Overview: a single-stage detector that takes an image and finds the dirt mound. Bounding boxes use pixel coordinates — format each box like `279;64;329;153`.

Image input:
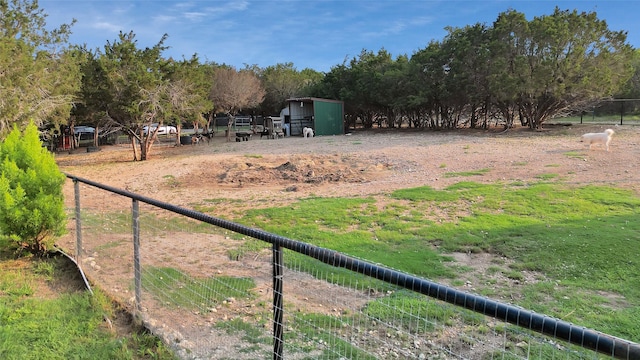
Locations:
179;154;385;191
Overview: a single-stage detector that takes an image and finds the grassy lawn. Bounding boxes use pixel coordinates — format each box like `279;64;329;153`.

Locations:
234;181;640;343
0;244;177;360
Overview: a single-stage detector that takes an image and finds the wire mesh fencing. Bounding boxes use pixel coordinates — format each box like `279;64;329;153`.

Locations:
60;175;640;360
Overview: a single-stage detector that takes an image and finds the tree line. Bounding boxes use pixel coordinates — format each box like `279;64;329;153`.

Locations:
312;9;638;131
1;0;639;161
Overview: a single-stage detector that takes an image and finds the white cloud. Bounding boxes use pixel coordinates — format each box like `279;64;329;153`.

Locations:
409;16;435;26
111;3;136;16
202;0;250;16
153;15;176;23
220;0;250;12
174;1;196;10
183;12;208;21
92;21;122;33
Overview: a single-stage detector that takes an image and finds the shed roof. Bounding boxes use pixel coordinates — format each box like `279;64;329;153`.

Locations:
285;97;344;105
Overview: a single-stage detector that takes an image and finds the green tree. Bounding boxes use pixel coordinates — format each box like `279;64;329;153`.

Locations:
0;122;66;256
0;0;80;138
485;10;530;129
441;23;493;129
348;49;397;128
77;33;212;157
259;63;323;115
308;62;352;104
617;49;640;99
379;54;410;128
407;41;453;129
97;31;172;160
489;8;634;129
71;47;114;147
164;56;214;141
313;49;402;129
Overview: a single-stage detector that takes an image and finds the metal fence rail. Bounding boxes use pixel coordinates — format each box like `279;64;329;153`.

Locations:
63;174;640;360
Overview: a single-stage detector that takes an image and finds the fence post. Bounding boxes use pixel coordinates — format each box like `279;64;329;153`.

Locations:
73;179;83;261
620;101;624;125
132;199;142;313
272;243;284;360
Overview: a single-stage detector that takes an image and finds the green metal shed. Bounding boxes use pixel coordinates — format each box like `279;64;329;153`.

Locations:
284;97;344;136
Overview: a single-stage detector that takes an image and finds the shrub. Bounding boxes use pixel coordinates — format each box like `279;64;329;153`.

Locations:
0;122;66;256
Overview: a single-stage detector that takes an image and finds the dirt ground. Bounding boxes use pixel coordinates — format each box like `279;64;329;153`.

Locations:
55;124;640;358
57;124;640;207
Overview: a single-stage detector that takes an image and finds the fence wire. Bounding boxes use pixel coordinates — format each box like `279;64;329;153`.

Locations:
61;176;639;360
557;99;640;125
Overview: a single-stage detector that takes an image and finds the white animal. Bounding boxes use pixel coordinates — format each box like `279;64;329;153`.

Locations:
303;127;314;138
580;128;615;151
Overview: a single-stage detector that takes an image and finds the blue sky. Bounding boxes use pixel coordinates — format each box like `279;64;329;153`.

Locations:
40;1;639;73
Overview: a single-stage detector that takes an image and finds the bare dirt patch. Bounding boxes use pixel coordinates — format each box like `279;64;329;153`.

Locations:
58;125;640;203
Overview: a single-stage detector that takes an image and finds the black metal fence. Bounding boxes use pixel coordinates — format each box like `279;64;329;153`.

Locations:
557;99;640;125
64;173;640;360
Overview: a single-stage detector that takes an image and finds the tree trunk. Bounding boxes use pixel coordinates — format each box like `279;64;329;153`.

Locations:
130;136;139;161
207;112;214;135
226;115;233;142
140;141;148;161
141;134;156;161
93;126;99;147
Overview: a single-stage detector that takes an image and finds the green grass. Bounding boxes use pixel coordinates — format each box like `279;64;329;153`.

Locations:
79;210;132;234
234;181;640;342
444;168;491;178
214;318;272;357
227;237;269;260
363;290;463;332
193;197;245;213
242;196;456;279
535;173;559;180
142;266;256;310
78;209;226;237
564;151;586;159
162;174;180;187
0;248;176;359
286;312;377;359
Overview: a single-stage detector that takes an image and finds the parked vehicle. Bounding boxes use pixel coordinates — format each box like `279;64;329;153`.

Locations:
143;124;177;135
73;126;95;135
